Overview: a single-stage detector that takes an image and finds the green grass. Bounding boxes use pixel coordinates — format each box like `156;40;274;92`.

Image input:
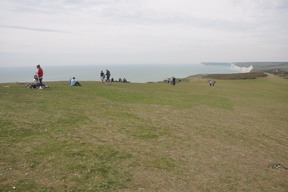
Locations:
1;75;288;191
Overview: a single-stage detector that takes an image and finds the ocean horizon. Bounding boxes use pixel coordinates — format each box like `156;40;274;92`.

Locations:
0;63;243;83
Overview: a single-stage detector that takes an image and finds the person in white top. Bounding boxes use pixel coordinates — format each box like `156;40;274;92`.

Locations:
69;77;81;86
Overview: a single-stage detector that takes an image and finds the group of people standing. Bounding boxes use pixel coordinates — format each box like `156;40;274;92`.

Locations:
165;77;176;86
69;69;113;86
100;69;111;84
100;70;130;83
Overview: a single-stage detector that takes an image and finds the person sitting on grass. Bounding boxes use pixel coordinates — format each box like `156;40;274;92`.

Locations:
69;77;81;86
27;75;39;89
27;75;46;89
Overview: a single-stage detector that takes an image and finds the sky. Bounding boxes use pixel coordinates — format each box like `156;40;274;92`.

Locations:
0;0;288;67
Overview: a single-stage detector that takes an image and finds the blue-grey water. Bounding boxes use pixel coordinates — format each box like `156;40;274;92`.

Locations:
0;63;240;83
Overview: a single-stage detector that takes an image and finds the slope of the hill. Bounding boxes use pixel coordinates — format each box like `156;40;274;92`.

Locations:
1;75;287;191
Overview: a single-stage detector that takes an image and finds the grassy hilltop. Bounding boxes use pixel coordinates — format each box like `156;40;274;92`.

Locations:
1;74;288;191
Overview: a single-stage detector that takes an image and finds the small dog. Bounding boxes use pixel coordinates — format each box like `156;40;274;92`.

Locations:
208;80;216;87
26;84;37;89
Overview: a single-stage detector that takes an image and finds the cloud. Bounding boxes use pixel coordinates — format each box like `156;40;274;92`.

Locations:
0;25;69;33
0;0;287;66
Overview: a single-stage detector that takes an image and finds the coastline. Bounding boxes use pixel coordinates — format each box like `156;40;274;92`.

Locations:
0;64;236;83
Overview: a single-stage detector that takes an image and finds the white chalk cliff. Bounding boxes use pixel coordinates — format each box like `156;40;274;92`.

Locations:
231;64;253;72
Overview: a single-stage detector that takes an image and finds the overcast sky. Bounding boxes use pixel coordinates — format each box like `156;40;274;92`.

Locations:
0;0;288;66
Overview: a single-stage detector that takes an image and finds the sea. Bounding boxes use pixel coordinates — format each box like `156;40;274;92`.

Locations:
0;63;241;83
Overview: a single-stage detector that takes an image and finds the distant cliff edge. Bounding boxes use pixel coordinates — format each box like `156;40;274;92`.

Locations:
202;62;288;72
231;64;253;72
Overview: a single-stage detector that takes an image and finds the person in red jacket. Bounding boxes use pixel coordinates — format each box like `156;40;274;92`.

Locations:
36;64;48;88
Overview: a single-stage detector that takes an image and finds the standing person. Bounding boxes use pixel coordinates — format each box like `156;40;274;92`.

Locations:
100;70;105;83
106;69;111;82
170;77;173;85
172;77;176;86
36;64;48;88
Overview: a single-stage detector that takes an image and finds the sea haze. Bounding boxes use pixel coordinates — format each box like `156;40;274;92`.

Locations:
0;63;240;83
